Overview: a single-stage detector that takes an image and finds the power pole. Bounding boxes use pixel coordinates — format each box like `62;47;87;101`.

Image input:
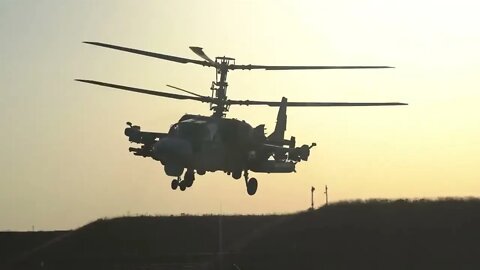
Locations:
324;185;329;206
310;186;315;210
218;214;223;270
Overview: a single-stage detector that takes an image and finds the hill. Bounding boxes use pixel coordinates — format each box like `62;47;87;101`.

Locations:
4;198;480;269
0;231;67;267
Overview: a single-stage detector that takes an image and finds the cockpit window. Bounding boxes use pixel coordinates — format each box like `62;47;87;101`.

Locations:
177;121;209;140
168;124;179;135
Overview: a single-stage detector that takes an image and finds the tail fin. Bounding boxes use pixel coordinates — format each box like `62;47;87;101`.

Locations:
268;97;287;144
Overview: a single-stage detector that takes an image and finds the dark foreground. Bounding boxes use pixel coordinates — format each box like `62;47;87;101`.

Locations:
2;198;480;270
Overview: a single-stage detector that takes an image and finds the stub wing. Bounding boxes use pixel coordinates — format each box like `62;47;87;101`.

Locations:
262;143;315;162
124;124;168;158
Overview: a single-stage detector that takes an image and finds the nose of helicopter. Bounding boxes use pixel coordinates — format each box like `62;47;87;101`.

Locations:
152;137;193;165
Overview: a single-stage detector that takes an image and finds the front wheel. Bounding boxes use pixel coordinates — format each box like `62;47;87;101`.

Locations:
247;178;258;196
179;181;187;191
171;179;179;190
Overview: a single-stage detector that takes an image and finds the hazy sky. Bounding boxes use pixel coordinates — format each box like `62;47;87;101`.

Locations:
1;0;480;231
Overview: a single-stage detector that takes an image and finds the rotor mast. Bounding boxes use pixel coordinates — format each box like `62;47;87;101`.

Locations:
211;57;235;117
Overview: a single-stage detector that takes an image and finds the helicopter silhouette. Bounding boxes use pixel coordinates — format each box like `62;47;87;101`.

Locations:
77;42;407;195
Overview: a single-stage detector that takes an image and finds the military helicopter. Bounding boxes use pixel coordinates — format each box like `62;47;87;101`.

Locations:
77;41;407;195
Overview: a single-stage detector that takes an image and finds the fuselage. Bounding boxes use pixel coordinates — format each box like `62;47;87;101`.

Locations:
151;114;269;177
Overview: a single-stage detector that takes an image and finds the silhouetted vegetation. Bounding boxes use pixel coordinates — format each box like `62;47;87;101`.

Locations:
4;198;480;269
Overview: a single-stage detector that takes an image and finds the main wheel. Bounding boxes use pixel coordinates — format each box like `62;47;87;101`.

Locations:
171;179;179;190
246;178;258;196
179;181;187;191
184;170;195;187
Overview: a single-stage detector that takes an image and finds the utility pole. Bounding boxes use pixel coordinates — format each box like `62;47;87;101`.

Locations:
310;186;315;210
218;214;223;270
324;185;329;206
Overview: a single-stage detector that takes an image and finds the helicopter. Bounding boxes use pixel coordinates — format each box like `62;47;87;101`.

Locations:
77;41;407;195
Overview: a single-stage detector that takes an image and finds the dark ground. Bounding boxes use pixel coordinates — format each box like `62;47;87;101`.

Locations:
2;198;480;270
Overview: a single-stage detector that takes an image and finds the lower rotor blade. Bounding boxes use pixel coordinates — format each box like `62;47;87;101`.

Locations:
228;100;407;106
166;84;204;97
76;79;212;103
230;65;394;70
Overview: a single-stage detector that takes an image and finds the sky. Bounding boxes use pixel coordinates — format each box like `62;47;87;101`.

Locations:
1;0;480;231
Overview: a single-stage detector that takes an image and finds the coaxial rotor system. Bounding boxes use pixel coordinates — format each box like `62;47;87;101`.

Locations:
78;41;406;117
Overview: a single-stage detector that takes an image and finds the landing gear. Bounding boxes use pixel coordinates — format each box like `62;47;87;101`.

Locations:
179;180;187;191
247;178;258;196
171;179;179;190
243;170;258;196
184;169;195;187
171;170;195;191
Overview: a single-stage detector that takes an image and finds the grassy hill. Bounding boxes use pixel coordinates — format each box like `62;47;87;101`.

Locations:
238;198;480;270
0;231;67;267
4;198;480;269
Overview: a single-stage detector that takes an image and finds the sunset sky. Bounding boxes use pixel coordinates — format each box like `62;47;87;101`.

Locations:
1;0;480;230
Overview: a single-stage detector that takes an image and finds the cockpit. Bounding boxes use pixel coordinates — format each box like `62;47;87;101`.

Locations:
169;119;212;141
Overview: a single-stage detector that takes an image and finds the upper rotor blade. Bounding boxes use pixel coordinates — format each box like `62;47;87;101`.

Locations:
76;79;213;103
83;41;215;67
229;65;394;70
189;46;216;65
227;100;407;106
